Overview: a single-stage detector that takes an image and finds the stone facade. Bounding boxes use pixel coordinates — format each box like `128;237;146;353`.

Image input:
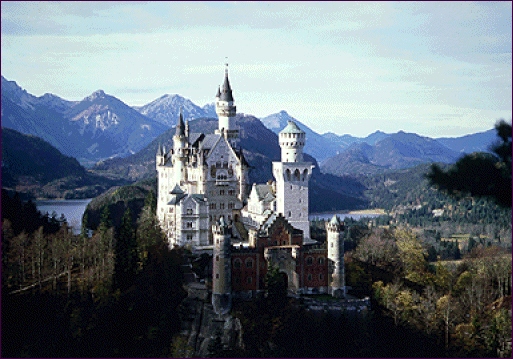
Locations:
156;66;248;247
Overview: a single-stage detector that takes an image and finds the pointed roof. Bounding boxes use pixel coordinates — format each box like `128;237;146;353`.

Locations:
329;215;340;225
219;65;234;102
280;120;304;135
215;85;221;98
175;110;185;137
170;184;184;194
157;143;164;156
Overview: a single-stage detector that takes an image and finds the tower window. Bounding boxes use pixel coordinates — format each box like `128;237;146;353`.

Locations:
288;211;291;217
307;274;312;281
318;257;325;265
247;277;252;284
187;208;193;215
306;256;313;266
246;259;253;268
234;259;242;268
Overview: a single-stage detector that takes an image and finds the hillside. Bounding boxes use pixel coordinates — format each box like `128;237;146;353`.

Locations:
1;128;124;199
321;131;461;176
1;76;167;167
91;114;367;213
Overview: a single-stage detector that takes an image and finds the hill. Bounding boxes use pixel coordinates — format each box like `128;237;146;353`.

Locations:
321;131;461;176
91;114;367;214
1;128;124;199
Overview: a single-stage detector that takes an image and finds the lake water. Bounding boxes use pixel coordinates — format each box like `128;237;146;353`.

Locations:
36;199;92;234
309;212;382;222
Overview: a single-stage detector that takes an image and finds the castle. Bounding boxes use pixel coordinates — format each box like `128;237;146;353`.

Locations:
156;65;346;314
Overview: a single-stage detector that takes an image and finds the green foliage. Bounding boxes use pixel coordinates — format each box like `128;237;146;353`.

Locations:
427;120;512;208
114;207;138;290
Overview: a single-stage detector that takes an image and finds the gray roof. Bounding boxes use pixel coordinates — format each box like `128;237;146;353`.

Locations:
254;184;275;203
280;120;304;134
168;193;186;205
175;111;185;136
170;184;184;194
188;133;204;147
200;134;221;150
215;85;221;98
219;69;234;102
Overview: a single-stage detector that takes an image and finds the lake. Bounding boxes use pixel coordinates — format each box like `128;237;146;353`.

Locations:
36;199;92;234
309;212;382;222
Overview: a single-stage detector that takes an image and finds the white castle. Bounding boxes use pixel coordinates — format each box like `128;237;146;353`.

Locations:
156;65;313;247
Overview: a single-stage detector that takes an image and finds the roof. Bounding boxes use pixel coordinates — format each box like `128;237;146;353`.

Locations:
188;133;204;147
329;215;341;225
168;193;186;205
215;85;221;98
254;184;275;202
219;68;234;102
175;111;185;137
280;120;304;135
200;134;221;150
170;184;184;194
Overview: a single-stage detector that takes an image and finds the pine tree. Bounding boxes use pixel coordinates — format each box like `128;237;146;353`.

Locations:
114;207;137;290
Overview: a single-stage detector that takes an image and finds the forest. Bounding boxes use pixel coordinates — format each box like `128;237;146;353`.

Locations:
2;189;187;357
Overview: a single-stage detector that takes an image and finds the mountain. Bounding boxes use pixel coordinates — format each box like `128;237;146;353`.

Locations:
92;114;368;212
134;94;217;127
260;110;343;162
321;131;461;176
1;128;122;199
1;76;167;167
435;129;497;154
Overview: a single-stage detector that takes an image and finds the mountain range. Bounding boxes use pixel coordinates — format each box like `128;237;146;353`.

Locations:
1;75;499;179
1;76;167;167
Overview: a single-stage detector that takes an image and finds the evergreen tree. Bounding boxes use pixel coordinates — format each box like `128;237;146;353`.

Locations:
114;207;138;290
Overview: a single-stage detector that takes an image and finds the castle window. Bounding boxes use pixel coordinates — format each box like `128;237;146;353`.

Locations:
306;256;313;266
307;274;312;281
228;202;234;209
319;274;324;280
187;234;193;241
288;211;291;217
234;259;242;268
229;189;235;196
220;203;225;210
186;222;193;228
245;259;253;268
220;190;225;195
216;274;219;279
216;255;219;262
330;243;333;248
318;257;325;265
187;208;193;215
247;277;252;284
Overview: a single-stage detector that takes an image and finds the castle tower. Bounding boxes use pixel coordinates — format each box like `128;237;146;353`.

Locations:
327;215;345;298
212;217;232;315
172;110;187;186
215;63;239;147
272;121;313;240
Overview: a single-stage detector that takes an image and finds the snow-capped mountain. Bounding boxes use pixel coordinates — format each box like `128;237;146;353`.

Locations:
1;76;167;166
134;94;217;127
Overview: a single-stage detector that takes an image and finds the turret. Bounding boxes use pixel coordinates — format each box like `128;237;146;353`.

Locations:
272;120;313;240
215;63;239;147
156;143;165;166
279;120;305;163
212;217;232;315
326;215;345;298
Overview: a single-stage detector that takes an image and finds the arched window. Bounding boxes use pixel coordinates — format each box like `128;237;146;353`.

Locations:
245;258;253;268
294;169;301;181
306;256;313;266
318;257;325;266
234;258;242;268
285;169;291;181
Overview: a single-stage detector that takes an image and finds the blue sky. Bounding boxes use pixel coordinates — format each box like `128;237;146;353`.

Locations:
1;1;511;137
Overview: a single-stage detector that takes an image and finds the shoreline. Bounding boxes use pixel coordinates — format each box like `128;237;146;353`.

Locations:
310;208;386;216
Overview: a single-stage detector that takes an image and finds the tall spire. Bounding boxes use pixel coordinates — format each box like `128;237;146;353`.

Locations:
175;107;185;137
220;62;234;102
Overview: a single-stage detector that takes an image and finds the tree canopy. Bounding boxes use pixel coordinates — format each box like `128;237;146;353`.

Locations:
427;120;512;208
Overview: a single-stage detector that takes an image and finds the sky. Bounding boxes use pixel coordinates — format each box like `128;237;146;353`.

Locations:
1;1;511;138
